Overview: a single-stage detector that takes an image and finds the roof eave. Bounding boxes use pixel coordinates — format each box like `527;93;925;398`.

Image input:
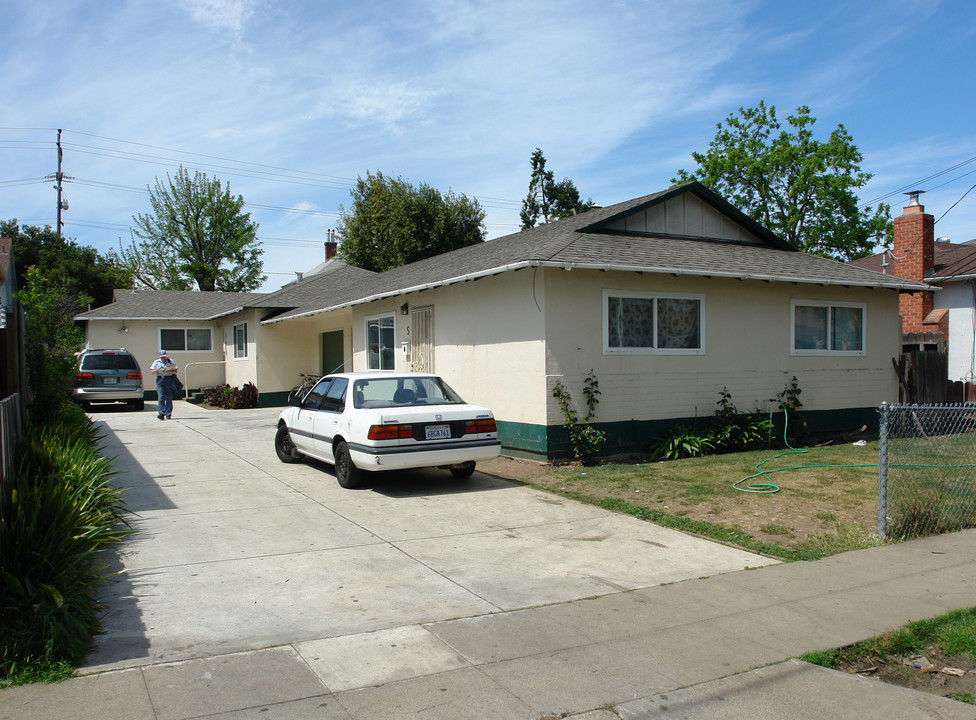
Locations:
261;259;929;325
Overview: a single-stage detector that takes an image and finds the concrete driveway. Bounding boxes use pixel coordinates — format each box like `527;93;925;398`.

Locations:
85;402;777;677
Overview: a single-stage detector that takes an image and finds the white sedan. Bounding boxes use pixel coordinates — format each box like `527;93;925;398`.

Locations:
274;371;501;488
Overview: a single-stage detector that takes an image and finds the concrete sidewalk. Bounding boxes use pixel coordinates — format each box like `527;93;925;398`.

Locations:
2;404;975;719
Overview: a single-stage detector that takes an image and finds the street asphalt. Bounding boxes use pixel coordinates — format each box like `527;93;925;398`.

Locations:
1;401;975;719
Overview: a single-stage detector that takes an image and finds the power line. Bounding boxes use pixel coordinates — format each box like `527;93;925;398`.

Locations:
861;153;976;209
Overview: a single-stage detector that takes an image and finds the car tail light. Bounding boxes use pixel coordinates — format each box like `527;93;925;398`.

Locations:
464;418;497;434
368;424;413;441
75;372;94;380
126;372;142;380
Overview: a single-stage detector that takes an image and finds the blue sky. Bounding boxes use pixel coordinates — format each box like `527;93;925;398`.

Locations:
2;0;974;291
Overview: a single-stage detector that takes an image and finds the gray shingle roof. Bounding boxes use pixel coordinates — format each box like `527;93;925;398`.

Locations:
263;182;930;324
75;289;272;321
850;242;976;282
78;183;932;325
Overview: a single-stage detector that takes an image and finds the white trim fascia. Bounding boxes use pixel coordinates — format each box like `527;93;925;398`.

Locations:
261;259;932;325
927;274;976;283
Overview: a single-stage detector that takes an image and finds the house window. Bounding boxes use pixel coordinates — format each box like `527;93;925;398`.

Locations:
791;300;865;354
160;327;212;352
366;314;395;370
604;290;704;354
233;323;247;359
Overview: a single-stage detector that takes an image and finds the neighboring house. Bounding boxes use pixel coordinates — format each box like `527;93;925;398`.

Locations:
77;182;930;458
850;191;976;384
75;289;270;396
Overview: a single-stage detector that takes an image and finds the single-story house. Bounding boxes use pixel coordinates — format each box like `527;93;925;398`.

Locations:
850;191;976;384
76;181;930;458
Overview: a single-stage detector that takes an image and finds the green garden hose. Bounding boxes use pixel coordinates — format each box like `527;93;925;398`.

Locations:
733;405;975;494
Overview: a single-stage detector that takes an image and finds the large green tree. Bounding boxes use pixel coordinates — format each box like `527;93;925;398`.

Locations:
115;167;264;291
0;220;130;308
337;171;486;272
520;148;593;229
673;102;890;261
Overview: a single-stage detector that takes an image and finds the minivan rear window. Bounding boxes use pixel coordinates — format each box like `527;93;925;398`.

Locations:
81;354;139;370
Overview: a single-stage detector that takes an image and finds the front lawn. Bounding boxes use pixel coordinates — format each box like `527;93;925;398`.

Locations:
519;442;885;560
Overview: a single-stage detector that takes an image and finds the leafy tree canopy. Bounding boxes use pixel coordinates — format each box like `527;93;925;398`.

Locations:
0;220;130;308
337;171;486;272
114;166;264;292
520;148;594;230
673;102;890;261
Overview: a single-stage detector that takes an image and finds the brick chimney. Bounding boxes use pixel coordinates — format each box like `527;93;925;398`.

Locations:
892;191;946;343
325;228;337;261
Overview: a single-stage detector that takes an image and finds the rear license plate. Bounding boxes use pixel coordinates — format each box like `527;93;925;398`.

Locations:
425;424;451;440
103;377;119;385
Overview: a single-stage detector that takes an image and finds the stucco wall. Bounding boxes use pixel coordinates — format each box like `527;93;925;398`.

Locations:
84;319;225;389
221;310;258;390
255;309;354;395
349;270;548;424
542;269;901;427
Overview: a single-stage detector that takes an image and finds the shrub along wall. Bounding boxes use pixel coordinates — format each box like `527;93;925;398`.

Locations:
0;403;129;679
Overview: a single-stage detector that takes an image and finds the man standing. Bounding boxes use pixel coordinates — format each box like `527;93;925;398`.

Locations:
150;350;179;420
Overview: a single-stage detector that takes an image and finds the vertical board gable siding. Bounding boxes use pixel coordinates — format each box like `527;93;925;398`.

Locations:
610;192;762;244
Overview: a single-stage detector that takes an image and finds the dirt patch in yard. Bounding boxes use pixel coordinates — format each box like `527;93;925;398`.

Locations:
834;651;975;702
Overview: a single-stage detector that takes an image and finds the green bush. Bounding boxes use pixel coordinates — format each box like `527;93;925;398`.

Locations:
203;382;259;409
650;425;715;460
552;371;606;464
0;412;129;679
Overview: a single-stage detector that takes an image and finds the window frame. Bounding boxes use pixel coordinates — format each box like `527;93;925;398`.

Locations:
603;289;706;355
159;327;213;353
365;313;396;371
233;322;248;360
790;299;866;356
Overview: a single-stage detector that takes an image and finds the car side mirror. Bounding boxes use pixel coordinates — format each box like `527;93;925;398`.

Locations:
288;394;302;407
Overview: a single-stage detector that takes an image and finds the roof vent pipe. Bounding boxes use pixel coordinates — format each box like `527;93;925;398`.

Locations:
295;272;303;282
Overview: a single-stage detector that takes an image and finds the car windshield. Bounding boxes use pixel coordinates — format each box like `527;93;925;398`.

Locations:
353;376;465;409
81;354;138;370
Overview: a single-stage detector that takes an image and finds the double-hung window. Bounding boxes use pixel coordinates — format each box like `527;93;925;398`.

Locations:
233;323;248;359
604;290;704;354
366;314;395;370
791;300;865;355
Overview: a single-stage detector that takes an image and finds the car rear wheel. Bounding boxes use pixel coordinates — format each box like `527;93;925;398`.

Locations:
450;462;476;479
275;425;304;464
132;399;145;411
334;441;362;488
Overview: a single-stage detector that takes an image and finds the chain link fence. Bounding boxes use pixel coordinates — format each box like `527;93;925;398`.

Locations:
878;402;976;539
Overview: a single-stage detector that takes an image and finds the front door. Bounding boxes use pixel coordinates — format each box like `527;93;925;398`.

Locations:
321;330;344;375
410;307;434;372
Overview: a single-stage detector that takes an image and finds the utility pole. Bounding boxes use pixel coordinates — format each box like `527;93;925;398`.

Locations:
45;129;71;237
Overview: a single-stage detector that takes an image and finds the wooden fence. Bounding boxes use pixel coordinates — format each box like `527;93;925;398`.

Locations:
0;392;22;515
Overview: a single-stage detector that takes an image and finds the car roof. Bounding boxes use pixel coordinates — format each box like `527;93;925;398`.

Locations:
324;371;440;381
82;348;135;354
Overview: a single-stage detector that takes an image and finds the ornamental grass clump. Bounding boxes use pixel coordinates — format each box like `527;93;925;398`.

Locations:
0;405;130;680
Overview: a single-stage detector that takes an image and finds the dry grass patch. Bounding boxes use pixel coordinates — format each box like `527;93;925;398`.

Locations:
518;442;885;560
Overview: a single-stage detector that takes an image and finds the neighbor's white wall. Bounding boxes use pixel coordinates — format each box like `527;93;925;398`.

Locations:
349;271;548;425
542;269;902;426
936;280;976;381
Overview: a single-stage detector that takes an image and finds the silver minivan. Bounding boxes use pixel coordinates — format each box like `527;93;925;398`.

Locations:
73;348;145;411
